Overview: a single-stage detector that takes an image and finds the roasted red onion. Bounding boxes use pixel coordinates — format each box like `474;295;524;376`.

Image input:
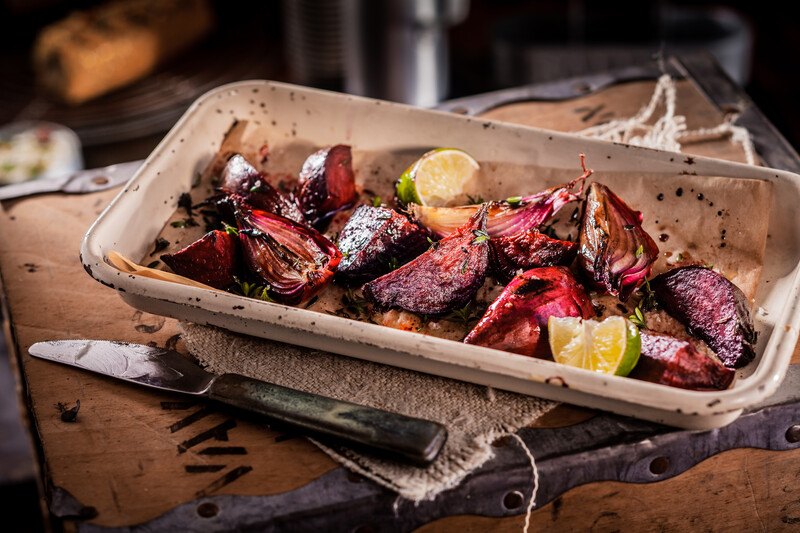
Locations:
161;230;239;289
464;266;593;357
578;182;658;300
409;156;591;238
219;154;305;224
235;206;341;304
363;204;489;315
296;145;358;230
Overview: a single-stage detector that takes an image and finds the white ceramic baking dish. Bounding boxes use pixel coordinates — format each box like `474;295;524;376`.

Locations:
81;81;800;429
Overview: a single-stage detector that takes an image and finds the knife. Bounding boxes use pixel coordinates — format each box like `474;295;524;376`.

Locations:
0;159;142;201
29;340;447;466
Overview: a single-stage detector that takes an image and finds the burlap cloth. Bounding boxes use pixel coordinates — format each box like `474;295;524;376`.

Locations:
180;322;555;502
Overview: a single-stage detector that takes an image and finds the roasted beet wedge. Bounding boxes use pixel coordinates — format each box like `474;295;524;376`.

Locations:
631;331;735;390
650;266;756;368
235;206;341;304
161;230;238;289
335;205;429;286
490;230;578;282
296;145;358;230
578;182;658;301
464;266;593;357
220;155;305;224
363;205;489;315
409;154;592;238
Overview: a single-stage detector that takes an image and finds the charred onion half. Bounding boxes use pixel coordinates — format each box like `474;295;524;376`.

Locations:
235;204;341;304
578;182;658;300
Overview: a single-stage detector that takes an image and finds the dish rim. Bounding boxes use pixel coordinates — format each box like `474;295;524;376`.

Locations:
80;79;800;426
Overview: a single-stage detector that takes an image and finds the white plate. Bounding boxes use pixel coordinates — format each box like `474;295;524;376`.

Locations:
81;81;800;429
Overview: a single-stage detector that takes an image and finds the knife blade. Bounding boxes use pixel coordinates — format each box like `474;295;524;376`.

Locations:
0;159;142;201
29;340;447;466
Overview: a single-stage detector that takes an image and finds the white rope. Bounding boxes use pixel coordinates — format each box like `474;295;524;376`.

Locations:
510;433;539;533
578;74;757;165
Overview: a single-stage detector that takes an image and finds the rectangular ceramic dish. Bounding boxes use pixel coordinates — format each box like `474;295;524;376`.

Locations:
81;81;800;429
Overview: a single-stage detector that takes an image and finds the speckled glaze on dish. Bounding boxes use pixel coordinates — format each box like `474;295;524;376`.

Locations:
81;81;800;429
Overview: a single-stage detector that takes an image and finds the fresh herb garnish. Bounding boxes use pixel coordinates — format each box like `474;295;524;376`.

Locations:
471;229;490;244
235;277;273;301
506;196;523;206
444;301;486;325
223;222;239;236
178;192;193;217
151;237;170;255
387;256;400;270
342;288;369;317
372;195;383;207
635;244;644;258
170;220;187;228
427;236;438;250
638;279;657;311
466;194;485;204
629;306;647;329
460;255;469;273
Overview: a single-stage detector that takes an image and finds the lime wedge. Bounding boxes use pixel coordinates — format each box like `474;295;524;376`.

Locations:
548;316;641;376
396;148;480;207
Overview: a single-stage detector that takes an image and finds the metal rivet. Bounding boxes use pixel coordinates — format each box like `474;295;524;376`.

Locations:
449;106;469;115
92;176;109;185
574;82;592;94
649;456;670;475
196;502;219;518
503;491;525;510
786;424;800;443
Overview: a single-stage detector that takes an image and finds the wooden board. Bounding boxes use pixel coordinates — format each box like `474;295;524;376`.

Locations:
0;78;797;529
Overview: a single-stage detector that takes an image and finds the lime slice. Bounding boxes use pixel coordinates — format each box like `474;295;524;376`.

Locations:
548;316;641;376
396;148;480;207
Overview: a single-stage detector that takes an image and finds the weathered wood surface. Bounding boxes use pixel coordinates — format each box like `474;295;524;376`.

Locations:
0;79;796;530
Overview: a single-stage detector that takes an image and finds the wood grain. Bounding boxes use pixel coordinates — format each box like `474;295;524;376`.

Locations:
0;78;796;529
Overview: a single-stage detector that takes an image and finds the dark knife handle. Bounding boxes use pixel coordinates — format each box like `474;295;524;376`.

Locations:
208;373;447;466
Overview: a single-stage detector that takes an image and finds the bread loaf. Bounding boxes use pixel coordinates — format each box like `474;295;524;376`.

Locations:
33;0;215;104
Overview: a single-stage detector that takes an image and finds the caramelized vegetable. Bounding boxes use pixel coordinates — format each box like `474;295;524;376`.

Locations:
650;266;756;368
220;154;305;224
161;230;238;289
335;205;429;286
578;182;658;300
296;145;358;230
632;331;735;390
409;155;591;238
363;205;489;315
464;266;593;357
235;205;341;304
490;230;577;283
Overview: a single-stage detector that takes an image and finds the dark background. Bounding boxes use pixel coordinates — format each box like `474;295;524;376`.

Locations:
0;0;798;153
